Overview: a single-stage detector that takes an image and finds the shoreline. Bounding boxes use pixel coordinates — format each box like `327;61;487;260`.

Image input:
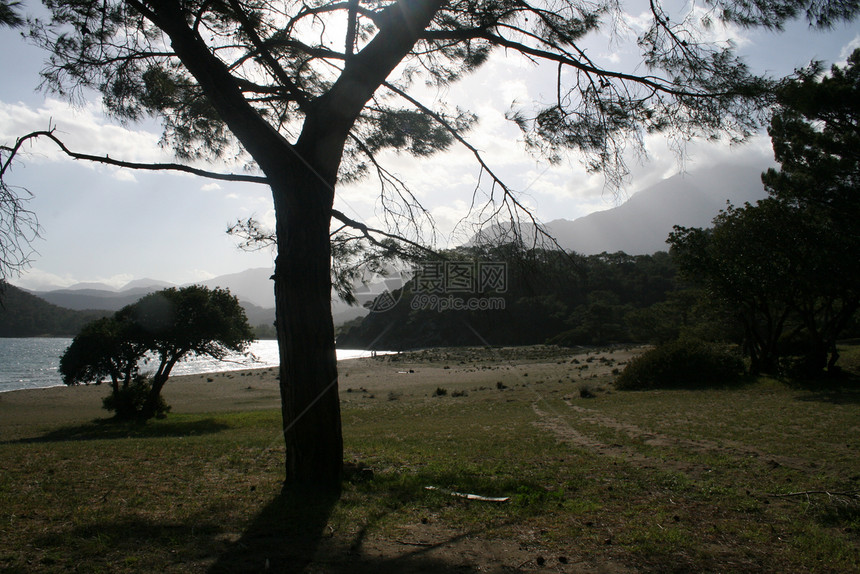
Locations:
0;345;638;442
0;346;394;395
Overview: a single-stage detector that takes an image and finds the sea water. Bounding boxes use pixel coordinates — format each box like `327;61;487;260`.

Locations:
0;338;379;393
0;338;72;392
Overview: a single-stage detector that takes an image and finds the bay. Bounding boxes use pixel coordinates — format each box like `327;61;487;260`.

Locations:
0;338;380;393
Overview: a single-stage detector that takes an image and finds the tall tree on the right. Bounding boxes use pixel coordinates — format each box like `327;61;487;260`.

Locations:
671;51;860;376
761;49;860;373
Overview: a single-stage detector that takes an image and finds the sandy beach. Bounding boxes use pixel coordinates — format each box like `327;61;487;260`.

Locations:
0;345;635;440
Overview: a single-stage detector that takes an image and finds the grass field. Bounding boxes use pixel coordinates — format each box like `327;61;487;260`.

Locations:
1;346;858;573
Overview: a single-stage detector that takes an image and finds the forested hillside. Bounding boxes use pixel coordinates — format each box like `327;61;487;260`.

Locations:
337;247;688;350
0;284;109;337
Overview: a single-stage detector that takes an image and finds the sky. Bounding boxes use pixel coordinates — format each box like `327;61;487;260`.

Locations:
1;4;858;292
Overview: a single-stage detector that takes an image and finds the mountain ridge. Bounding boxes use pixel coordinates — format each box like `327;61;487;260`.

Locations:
473;162;768;255
19;267;370;335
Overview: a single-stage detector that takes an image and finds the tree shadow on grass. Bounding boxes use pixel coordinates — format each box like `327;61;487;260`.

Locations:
206;486;337;573
210;479;510;574
322;524;495;574
26;515;225;573
788;372;860;405
4;417;230;444
793;388;860;405
25;488;505;574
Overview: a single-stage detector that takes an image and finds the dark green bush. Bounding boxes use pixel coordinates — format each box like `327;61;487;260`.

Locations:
102;375;171;420
615;339;743;390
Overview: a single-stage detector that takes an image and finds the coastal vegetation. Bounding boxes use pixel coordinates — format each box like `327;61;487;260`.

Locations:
345;52;860;381
614;339;744;390
338;248;682;350
60;285;254;420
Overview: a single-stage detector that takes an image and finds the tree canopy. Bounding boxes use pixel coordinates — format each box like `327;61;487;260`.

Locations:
0;1;23;27
5;0;859;485
23;0;794;189
763;48;860;232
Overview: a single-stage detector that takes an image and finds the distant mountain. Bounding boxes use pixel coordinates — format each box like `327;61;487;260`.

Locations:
31;270;276;313
474;163;769;255
62;281;120;292
194;266;391;325
195;267;273;308
32;287;166;312
25;266;374;335
121;278;175;292
0;283;110;337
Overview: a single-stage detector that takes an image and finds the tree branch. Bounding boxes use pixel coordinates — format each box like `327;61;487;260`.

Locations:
225;0;311;111
331;208;438;258
382;81;561;251
345;0;358;57
2;129;268;184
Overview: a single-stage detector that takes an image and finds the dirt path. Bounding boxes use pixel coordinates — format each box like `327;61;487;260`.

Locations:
531;397;813;477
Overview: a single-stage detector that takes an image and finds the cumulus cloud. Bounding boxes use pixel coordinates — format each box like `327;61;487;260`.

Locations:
0;98;167;165
622;5;752;50
690;6;753;49
187;269;217;282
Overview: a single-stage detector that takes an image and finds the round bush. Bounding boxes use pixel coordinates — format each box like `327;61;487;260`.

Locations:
615;339;743;390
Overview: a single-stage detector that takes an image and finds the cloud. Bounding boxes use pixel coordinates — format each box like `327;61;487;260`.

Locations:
838;34;860;65
9;268;134;291
186;269;217;283
201;182;223;191
690;6;753;49
620;5;752;56
110;168;138;183
0;98;168;166
9;268;78;291
94;274;136;290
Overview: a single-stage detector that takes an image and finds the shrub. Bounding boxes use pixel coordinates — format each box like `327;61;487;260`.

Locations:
102;375;171;420
615;339;743;390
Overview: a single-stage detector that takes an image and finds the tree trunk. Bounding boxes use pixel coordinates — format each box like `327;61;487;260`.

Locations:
141;0;444;487
271;161;342;490
826;344;840;372
142;355;179;419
